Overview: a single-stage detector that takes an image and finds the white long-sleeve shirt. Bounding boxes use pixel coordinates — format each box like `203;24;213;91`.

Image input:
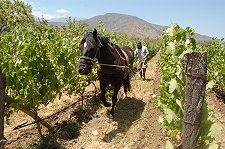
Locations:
134;46;149;60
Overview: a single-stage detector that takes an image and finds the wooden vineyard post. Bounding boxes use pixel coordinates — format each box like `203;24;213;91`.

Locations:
0;69;6;149
182;52;207;149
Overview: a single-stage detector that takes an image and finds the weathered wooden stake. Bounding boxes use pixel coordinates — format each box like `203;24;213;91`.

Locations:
0;69;6;149
182;52;207;149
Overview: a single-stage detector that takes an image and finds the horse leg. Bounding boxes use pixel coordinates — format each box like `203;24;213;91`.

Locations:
122;75;131;98
109;83;122;119
100;80;111;107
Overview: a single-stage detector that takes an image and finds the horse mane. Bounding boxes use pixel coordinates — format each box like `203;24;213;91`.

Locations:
83;32;110;48
98;36;110;47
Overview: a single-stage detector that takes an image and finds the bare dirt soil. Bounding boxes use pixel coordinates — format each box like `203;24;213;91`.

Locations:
4;51;225;149
62;52;164;149
205;90;225;148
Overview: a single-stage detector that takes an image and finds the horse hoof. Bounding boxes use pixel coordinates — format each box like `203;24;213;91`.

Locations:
103;102;111;107
123;93;127;99
109;114;113;123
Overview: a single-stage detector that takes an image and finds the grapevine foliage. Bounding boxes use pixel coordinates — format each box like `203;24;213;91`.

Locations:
0;1;97;111
157;23;223;148
200;38;225;91
0;1;160;115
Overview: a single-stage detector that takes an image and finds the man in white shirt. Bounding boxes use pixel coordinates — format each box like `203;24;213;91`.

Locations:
134;42;149;80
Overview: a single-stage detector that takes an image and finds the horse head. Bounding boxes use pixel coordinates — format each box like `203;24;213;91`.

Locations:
78;29;100;75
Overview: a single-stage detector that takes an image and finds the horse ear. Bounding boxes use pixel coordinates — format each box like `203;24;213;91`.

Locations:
93;28;98;40
84;30;88;36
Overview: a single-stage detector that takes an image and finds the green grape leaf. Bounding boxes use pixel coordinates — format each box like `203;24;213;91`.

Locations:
165;108;176;124
176;99;183;112
169;79;178;93
206;81;215;90
158;116;164;124
165;140;174;149
208;143;219;149
208;123;223;138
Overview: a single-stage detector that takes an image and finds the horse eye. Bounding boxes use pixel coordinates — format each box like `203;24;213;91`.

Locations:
85;48;96;57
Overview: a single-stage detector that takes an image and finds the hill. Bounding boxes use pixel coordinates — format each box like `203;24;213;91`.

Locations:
47;17;82;26
46;13;212;41
85;13;212;41
48;16;84;23
86;13;162;39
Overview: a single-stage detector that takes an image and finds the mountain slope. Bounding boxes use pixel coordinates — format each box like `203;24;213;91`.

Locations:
48;17;84;23
86;13;212;41
46;13;212;41
86;13;162;39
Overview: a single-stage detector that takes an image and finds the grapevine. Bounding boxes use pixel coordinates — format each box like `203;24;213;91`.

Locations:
157;23;223;148
0;1;159;122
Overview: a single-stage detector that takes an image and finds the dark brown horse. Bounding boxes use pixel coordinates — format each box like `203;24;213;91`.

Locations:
78;29;134;119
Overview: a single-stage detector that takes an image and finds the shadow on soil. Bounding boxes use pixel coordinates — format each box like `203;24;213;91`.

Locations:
103;97;145;142
30;92;103;149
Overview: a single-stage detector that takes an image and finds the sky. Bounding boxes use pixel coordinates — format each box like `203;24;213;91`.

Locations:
24;0;225;39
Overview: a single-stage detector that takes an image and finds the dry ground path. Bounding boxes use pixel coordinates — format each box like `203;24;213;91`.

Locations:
65;52;164;149
5;52;165;149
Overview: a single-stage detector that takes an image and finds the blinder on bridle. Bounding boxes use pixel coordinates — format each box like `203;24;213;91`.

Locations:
80;44;100;64
79;29;102;64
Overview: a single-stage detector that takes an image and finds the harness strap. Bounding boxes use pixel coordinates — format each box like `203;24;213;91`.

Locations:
109;44;129;66
80;56;97;63
120;48;129;64
97;63;132;79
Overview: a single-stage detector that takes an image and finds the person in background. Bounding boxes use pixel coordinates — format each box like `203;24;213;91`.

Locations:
134;42;149;80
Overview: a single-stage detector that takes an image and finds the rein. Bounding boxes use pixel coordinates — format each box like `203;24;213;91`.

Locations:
97;44;130;69
97;63;130;69
97;63;132;77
